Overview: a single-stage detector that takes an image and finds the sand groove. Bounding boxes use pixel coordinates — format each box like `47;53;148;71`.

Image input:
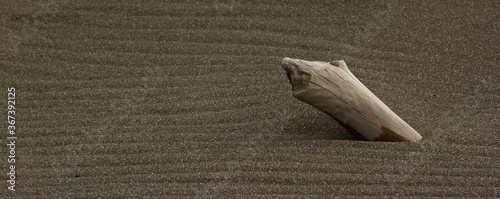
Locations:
1;0;499;197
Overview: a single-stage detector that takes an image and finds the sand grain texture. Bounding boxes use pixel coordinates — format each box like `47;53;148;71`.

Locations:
1;0;499;198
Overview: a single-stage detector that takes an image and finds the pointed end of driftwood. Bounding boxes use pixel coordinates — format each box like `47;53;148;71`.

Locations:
374;126;422;142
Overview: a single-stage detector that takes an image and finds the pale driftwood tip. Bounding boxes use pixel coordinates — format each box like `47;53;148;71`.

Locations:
281;57;422;142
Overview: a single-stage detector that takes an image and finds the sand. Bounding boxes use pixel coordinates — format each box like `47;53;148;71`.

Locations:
1;0;499;198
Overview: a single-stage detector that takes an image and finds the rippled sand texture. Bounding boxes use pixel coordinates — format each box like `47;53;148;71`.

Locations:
1;0;499;198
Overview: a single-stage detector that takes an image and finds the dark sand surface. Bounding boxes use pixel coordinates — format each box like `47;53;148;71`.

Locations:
1;0;499;198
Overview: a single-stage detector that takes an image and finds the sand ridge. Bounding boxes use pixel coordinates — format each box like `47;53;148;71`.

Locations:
1;0;499;197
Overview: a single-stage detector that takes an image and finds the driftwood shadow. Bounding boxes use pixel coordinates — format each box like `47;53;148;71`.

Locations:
281;111;356;140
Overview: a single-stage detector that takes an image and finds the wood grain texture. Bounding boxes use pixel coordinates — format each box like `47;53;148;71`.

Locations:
281;57;422;142
0;0;499;198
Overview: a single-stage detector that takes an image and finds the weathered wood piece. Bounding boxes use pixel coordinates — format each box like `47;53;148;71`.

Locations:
281;57;422;142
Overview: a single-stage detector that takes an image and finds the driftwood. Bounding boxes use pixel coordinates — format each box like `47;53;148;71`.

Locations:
281;57;422;142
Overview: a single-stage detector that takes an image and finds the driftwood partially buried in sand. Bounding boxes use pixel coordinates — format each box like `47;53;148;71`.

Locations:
281;57;422;142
